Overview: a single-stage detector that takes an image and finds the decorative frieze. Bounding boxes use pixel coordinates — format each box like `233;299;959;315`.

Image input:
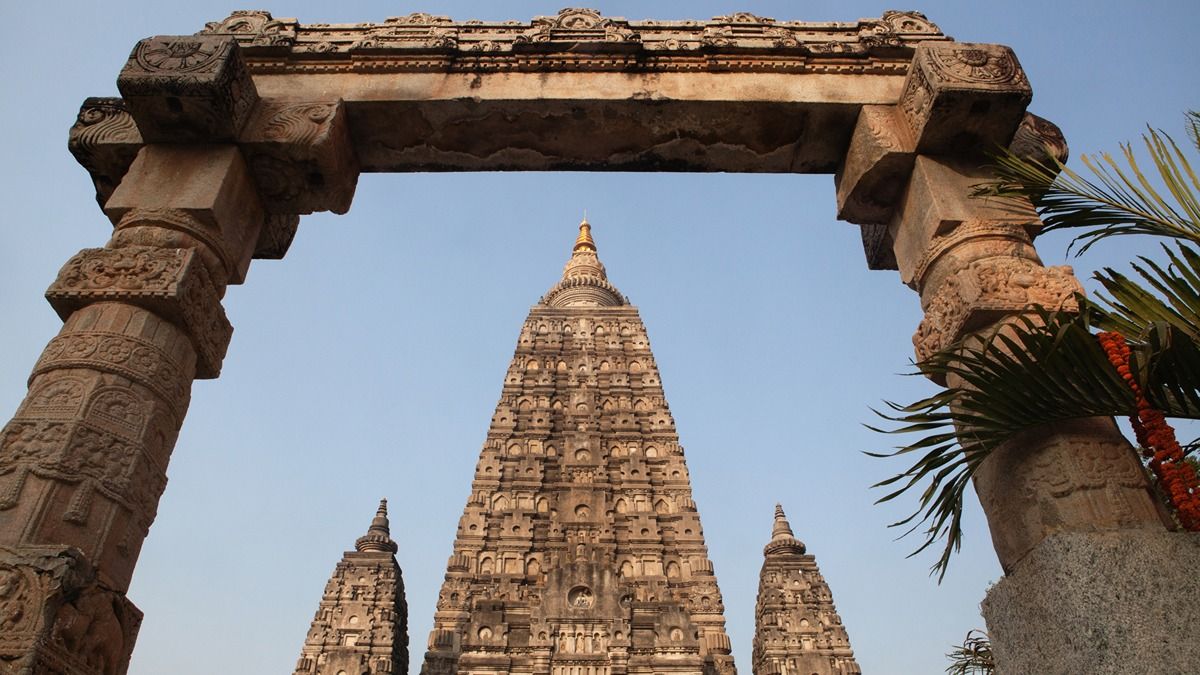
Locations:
912;256;1082;362
46;247;231;379
117;35;258;142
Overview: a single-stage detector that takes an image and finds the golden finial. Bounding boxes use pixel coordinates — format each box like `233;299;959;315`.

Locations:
573;216;597;254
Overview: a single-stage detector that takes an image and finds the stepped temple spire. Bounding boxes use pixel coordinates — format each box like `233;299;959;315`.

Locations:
752;505;859;675
293;500;409;675
421;219;736;675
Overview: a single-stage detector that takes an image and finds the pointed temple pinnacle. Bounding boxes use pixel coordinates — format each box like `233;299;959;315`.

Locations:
764;502;806;556
771;503;794;540
356;498;399;554
573;217;597;254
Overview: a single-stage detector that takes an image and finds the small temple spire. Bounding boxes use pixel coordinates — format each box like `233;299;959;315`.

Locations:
763;502;806;556
771;503;794;540
542;216;625;307
356;498;398;553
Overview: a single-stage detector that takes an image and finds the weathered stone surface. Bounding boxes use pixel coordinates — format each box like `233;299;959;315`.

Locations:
254;214;300;260
67;99;142;208
239;99;358;215
45;247;230;379
897;42;1032;154
104;145;264;287
835;105;915;226
982;531;1200;675
0;545;142;675
1008;111;1068;166
891;156;1039;289
420;221;736;675
293;501;407;675
972;417;1166;574
753;506;859;675
117;35;257;143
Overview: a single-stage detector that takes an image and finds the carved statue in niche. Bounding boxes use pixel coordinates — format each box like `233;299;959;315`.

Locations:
53;587;127;675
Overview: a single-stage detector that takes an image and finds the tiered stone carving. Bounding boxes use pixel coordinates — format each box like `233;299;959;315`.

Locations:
293;500;408;675
752;506;859;675
420;221;736;675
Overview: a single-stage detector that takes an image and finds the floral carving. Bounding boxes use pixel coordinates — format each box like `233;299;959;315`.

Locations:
385;12;453;25
200;10;298;47
518;8;640;44
261;102;336;144
46;247;231;380
134;38;225;74
68;98;140;157
926;44;1025;85
711;13;775;24
913;258;1083;361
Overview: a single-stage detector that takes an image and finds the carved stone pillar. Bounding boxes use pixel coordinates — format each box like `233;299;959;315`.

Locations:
838;40;1185;673
1;33;355;674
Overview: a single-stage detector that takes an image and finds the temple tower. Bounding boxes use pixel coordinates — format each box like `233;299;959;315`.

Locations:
420;220;736;675
752;505;858;675
294;499;409;675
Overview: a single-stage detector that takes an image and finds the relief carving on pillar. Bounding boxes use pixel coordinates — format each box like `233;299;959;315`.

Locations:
240;100;358;215
117;35;258;142
973;418;1167;572
111;208;237;290
912;256;1082;362
67;98;142;207
254;214;301;260
0;546;142;675
46;247;231;378
909;220;1040;295
898;42;1032;154
1009;112;1070;165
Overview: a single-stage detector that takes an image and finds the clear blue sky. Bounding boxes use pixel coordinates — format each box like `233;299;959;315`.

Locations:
0;2;1194;674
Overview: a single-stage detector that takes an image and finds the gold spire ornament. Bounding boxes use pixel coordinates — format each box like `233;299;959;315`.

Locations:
573;217;597;253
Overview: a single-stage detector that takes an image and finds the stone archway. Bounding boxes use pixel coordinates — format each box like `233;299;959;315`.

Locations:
0;9;1184;674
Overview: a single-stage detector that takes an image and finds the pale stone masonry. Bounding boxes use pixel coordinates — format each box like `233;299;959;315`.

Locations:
293;500;408;675
752;506;859;675
420;221;736;675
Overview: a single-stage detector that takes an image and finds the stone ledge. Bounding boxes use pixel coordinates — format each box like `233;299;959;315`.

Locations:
982;530;1200;675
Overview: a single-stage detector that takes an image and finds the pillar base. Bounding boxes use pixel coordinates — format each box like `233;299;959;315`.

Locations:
982;530;1200;674
0;545;141;675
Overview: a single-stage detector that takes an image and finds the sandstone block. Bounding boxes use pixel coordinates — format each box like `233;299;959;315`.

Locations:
898;42;1031;155
835;105;915;226
104;145;264;286
117;35;257;142
239;99;359;215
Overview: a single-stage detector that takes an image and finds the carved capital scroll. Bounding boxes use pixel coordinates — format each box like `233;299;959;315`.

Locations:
67;99;142;208
239;99;359;215
46;247;231;379
117;35;258;142
898;42;1032;154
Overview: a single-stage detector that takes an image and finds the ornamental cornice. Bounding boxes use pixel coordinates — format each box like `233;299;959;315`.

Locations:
199;8;948;75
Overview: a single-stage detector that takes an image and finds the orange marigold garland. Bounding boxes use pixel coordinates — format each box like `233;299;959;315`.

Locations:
1097;331;1200;529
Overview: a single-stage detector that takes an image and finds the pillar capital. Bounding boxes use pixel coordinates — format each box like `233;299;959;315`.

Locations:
117;35;258;143
898;42;1031;155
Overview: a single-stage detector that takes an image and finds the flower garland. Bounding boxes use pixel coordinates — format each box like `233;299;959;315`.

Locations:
1097;330;1200;529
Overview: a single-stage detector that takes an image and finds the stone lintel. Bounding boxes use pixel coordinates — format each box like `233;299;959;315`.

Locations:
104;145;264;287
239;99;359;215
117;35;258;143
898;42;1032;155
68;98;143;208
982;530;1200;675
45;247;232;379
890;155;1038;289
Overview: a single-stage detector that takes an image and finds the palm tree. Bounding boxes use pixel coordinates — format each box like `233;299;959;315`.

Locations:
872;112;1200;579
945;630;994;675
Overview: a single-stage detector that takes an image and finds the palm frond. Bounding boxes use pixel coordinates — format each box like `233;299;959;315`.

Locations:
974;128;1200;252
946;630;994;675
